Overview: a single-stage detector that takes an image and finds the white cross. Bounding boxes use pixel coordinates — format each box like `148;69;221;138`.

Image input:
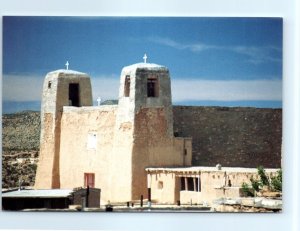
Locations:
65;61;69;70
97;97;101;106
143;54;147;63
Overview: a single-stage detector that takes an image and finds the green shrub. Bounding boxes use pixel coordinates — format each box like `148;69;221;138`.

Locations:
242;182;254;197
271;169;282;192
250;177;261;192
257;166;270;186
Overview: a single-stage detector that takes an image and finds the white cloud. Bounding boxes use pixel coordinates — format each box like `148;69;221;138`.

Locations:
149;37;216;52
3;74;282;104
230;46;281;64
2;74;120;102
171;79;282;102
3;74;44;101
149;37;281;64
90;76;119;101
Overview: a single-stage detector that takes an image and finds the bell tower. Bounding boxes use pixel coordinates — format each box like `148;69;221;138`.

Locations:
35;69;92;189
110;57;176;201
116;61;173;136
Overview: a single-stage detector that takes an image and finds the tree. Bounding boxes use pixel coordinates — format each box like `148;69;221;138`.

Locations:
241;166;282;197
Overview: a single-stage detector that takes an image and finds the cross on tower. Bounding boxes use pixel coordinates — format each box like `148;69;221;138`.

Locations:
65;61;69;70
97;97;101;106
143;54;147;63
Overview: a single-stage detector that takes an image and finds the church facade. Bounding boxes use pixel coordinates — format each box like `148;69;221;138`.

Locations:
34;61;281;204
34;62;192;202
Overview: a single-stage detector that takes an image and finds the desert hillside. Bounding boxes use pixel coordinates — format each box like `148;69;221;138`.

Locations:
2;111;40;188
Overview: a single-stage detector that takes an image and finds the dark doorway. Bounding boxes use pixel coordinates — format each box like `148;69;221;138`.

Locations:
147;77;159;97
69;83;80;106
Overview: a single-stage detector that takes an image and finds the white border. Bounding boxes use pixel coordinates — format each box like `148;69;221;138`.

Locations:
0;0;299;231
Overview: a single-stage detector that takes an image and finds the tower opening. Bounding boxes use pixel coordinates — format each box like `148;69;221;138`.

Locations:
69;83;80;106
124;75;130;97
147;77;159;97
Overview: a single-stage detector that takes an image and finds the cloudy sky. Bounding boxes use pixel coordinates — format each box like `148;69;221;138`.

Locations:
3;17;282;111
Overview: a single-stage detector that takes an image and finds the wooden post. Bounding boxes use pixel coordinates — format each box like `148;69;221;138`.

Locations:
148;188;151;202
193;177;197;192
140;195;143;207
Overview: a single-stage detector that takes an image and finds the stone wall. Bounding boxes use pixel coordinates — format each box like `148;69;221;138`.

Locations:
173;106;282;168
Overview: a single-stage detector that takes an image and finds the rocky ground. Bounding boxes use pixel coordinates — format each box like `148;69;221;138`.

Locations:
2;111;40;188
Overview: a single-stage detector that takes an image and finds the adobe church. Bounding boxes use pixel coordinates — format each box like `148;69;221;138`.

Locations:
34;58;281;204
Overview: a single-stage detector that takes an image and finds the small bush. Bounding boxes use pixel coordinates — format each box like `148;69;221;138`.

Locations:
271;169;282;192
250;177;260;192
242;182;254;197
257;166;270;186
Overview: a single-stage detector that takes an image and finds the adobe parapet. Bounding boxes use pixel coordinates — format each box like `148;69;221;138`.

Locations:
62;105;118;113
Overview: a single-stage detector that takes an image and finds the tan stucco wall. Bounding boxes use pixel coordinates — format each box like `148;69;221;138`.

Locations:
147;167;279;205
148;172;180;204
131;107;192;200
59;106;117;202
199;171;260;203
35;113;61;189
180;191;202;204
35;70;93;190
109;119;134;202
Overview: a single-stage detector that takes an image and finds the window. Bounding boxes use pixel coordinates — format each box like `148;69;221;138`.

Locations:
124;75;130;97
147;77;159;97
181;177;185;190
180;177;201;192
187;177;194;191
48;81;52;89
69;83;80;106
158;181;163;189
87;133;97;150
84;173;95;188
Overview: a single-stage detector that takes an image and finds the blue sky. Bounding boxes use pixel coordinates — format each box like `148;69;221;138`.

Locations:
2;17;282;112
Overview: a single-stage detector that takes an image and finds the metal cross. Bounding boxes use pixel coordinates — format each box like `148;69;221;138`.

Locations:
143;54;147;63
97;97;101;106
65;61;69;70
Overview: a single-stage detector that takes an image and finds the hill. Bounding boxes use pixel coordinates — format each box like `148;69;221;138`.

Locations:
2;111;40;188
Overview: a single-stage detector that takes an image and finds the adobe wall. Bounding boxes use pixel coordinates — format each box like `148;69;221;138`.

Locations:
34;113;59;189
147;167;278;205
148;172;180;204
109;107;135;202
59;106;117;202
198;168;277;204
173;106;282;168
131;107;192;200
35;70;92;190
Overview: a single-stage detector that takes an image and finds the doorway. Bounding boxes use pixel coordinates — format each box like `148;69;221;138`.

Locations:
69;83;80;106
